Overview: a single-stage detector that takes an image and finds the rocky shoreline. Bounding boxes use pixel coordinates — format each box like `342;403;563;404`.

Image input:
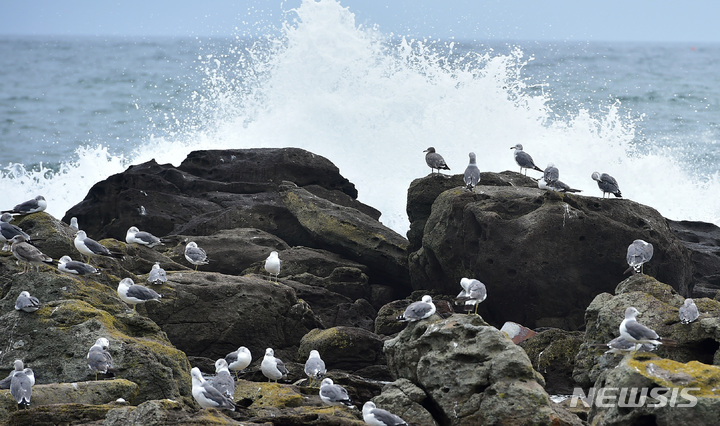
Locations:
1;147;720;425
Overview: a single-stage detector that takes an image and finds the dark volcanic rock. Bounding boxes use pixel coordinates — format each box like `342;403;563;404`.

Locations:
408;174;693;329
668;219;720;298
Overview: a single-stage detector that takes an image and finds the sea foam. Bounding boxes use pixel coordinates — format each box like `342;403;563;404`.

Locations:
2;0;719;233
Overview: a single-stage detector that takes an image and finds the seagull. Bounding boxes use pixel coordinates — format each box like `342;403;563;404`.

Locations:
626;239;653;274
543;163;559;183
69;217;79;231
10;367;34;409
148;262;167;285
0;360;26;390
510;144;543;175
463;152;481;190
184;241;209;270
538;177;582;193
319;378;354;408
592;172;622;198
74;230;122;263
213;359;236;399
679;298;699;324
125;226;163;248
264;251;281;283
396;295;436;322
261;348;288;382
455;278;487;315
117;278;162;311
15;291;40;313
362;401;408;426
225;346;252;379
191;367;236;410
1;213;31;251
58;255;100;276
304;350;327;387
10;235;55;274
87;337;113;380
3;195;47;215
619;307;675;350
423;147;450;174
591;336;657;355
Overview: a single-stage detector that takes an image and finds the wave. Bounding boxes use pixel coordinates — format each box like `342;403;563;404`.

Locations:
3;0;719;232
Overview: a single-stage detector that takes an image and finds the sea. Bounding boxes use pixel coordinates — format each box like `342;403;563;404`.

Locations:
1;0;719;235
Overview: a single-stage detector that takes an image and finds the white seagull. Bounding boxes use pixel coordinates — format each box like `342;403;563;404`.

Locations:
463;152;481;190
619;307;675;350
212;359;236;399
125;226;163;248
224;346;252;379
3;195;47;215
592;171;622;198
626;239;653;274
58;255;100;276
363;401;408;426
510;144;543;175
117;278;162;311
74;230;122;263
304;350;327;386
679;298;699;324
396;295;436;322
261;348;288;382
148;262;167;285
10;367;34;409
15;291;40;313
455;278;487;315
319;378;354;408
191;367;235;410
264;251;281;283
87;337;113;380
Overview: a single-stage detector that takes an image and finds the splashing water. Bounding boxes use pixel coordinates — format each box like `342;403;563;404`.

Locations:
2;0;719;234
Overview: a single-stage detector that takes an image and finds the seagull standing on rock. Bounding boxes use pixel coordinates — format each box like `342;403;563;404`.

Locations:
455;278;487;315
148;262;167;285
625;239;653;274
463;152;481;190
184;241;209;270
213;359;236;399
510;144;543;175
679;298;699;324
15;291;40;312
1;213;31;251
117;278;162;311
619;307;675;350
592;171;622;198
87;337;113;380
225;346;252;379
10;367;34;409
58;255;100;276
74;230;122;263
264;251;281;283
261;348;288;382
362;401;408;426
2;195;47;215
396;295;436;322
191;367;236;410
10;235;55;274
304;350;327;387
423;147;450;174
125;226;163;248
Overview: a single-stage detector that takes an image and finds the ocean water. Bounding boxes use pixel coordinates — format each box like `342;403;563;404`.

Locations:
1;0;719;234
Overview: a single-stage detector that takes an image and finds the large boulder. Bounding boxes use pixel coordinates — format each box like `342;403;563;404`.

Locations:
384;314;582;425
572;274;720;388
668;219;720;298
408;174;693;329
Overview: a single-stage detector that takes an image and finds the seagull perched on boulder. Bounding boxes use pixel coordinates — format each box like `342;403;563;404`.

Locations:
15;291;40;313
261;348;288;382
510;144;543;175
117;278;162;311
592;171;622;198
625;239;653;274
148;262;167;285
212;359;235;399
58;255;99;276
1;213;31;251
264;251;281;283
184;241;209;270
125;226;163;248
363;401;408;426
319;378;354;408
225;346;252;379
455;278;487;315
679;298;699;324
463;152;481;190
3;195;47;215
87;337;114;380
10;367;34;409
619;307;676;351
423;147;450;174
10;235;55;274
191;367;236;410
304;350;327;387
396;295;436;322
74;230;123;263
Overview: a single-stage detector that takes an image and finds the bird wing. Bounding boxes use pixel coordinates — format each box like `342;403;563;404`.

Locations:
83;237;112;255
126;284;161;301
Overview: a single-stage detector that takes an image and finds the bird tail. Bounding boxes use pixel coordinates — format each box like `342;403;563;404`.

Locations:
613;191;622;197
566;188;582;193
533;166;543;172
395;314;408;322
659;338;677;347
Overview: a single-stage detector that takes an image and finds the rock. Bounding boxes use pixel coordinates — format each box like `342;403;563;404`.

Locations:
408;176;693;329
0;380;138;424
519;329;585;394
298;327;386;371
384;314;582;425
668;219;720;298
370;378;439;426
3;403;120;425
572;274;720;388
105;398;245;425
587;354;720;425
144;273;323;363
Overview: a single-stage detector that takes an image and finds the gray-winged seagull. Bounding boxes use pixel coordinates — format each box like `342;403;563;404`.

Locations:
363;401;408;426
14;291;40;312
191;367;236;410
626;239;653;274
510;144;543;175
3;195;47;215
679;298;699;324
125;226;163;248
261;348;288;382
87;337;113;380
304;349;327;386
184;241;209;270
592;172;622;198
117;278;162;311
455;278;487;315
212;359;235;399
396;295;436;322
58;255;100;276
225;346;252;379
423;147;450;174
10;235;54;274
463;152;481;190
